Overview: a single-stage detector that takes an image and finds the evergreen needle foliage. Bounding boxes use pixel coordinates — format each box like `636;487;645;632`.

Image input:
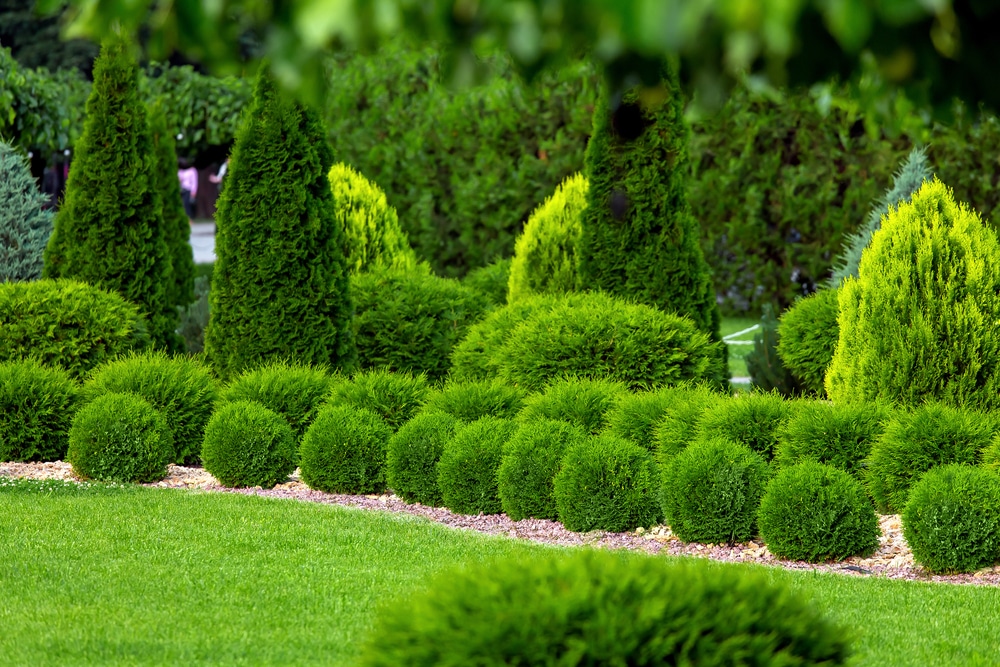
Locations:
0;141;52;281
0;360;79;462
497;418;586;521
385;412;459;506
777;288;840;396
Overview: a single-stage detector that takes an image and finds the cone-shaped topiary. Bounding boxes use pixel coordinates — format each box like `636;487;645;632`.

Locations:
42;33;178;349
826;179;1000;409
0;141;53;282
777;288;840;396
205;67;355;379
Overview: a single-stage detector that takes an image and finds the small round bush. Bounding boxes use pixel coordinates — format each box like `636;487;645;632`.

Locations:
775;400;891;479
758;462;879;562
0;360;79;462
300;404;393;495
653;384;727;462
462;257;510;307
437;417;517;515
82;351;217;464
386;412;460;506
201;401;296;489
328;368;428;430
865;402;994;514
776;288;840;396
356;550;853;667
67;392;172;483
421;379;525;422
553;435;660;532
518;378;625;435
662;437;771;544
902;464;1000;573
695;391;792;461
603;386;682;452
497;419;587;521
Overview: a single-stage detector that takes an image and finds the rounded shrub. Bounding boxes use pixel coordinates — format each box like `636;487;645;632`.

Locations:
67;392;172;483
82;351;217;465
328;368;428;431
758;462;880;562
436;417;517;515
421;379;525;422
553;435;660;533
865;402;994;514
507;172;587;303
200;401;296;489
653;384;727;462
462;257;510;308
603;386;681;452
775;400;891;479
518;378;625;435
300;404;393;495
902;464;1000;573
695;391;792;461
385;412;460;506
661;437;771;544
497;419;587;521
0;360;79;462
776;287;840;396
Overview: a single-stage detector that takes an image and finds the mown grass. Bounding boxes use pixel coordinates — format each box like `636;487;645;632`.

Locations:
721;316;759;380
2;479;999;666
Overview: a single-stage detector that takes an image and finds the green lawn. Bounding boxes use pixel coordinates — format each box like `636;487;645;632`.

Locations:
721;316;759;380
2;479;999;666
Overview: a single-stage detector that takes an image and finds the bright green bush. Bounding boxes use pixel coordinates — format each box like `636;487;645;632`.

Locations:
0;360;79;462
385;412;459;506
507;173;587;303
356;549;853;666
82;351;217;465
67;392;171;483
461;257;510;307
0;140;52;281
695;392;792;461
603;386;680;452
827;179;1000;410
662;437;771;544
518;378;625;435
982;435;1000;475
775;401;890;479
300;404;393;495
200;401;296;489
497;419;586;521
865;402;993;514
436;417;517;515
758;462;879;562
421;380;525;422
902;464;1000;573
0;279;149;379
653;384;728;462
327;368;428;431
776;288;840;396
351;267;491;382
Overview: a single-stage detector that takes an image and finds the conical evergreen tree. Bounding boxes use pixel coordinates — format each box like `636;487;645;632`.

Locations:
204;68;356;378
41;33;177;349
0;141;53;281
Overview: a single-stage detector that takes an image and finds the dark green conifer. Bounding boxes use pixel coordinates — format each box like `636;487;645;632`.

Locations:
0;141;52;281
204;68;356;378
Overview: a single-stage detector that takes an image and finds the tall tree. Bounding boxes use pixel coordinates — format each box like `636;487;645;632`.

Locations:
0;140;53;281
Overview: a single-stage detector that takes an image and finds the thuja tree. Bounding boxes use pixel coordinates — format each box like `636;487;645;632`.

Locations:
0;141;52;281
42;33;178;349
205;68;356;378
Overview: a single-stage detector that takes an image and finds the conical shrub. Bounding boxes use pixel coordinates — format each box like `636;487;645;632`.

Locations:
0;141;52;281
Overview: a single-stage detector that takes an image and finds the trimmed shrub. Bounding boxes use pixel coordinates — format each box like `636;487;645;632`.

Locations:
0;140;52;281
902;464;1000;573
507;173;587;303
554;435;660;532
422;380;524;423
653;384;728;462
497;419;587;521
436;417;517;515
327;368;428;431
982;435;1000;475
0;360;79;462
67;392;171;483
82;351;217;465
518;378;625;435
776;401;890;479
200;400;296;489
662;437;771;544
865;402;993;514
385;412;459;506
603;386;680;452
300;404;393;495
461;257;510;307
0;279;149;379
826;179;1000;410
758;462;880;562
205;67;355;379
356;550;853;666
695;392;792;462
776;288;840;396
351;267;491;382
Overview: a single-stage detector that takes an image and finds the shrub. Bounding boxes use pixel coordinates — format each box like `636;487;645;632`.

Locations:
436;417;517;515
507;173;587;303
902;464;1000;573
518;378;625;435
351;267;491;382
865;401;993;514
982;435;1000;475
82;351;217;465
385;412;459;506
300;404;393;495
0;279;148;379
461;257;510;307
327;368;428;431
603;386;680;452
356;550;853;666
497;419;586;521
421;379;525;422
776;401;890;479
661;437;771;544
200;400;296;488
67;392;171;483
554;435;660;532
746;304;802;396
653;384;728;462
776;288;840;395
758;462;880;562
205;67;355;379
0;140;52;281
178;275;209;354
695;392;792;461
826;179;1000;410
0;360;79;462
